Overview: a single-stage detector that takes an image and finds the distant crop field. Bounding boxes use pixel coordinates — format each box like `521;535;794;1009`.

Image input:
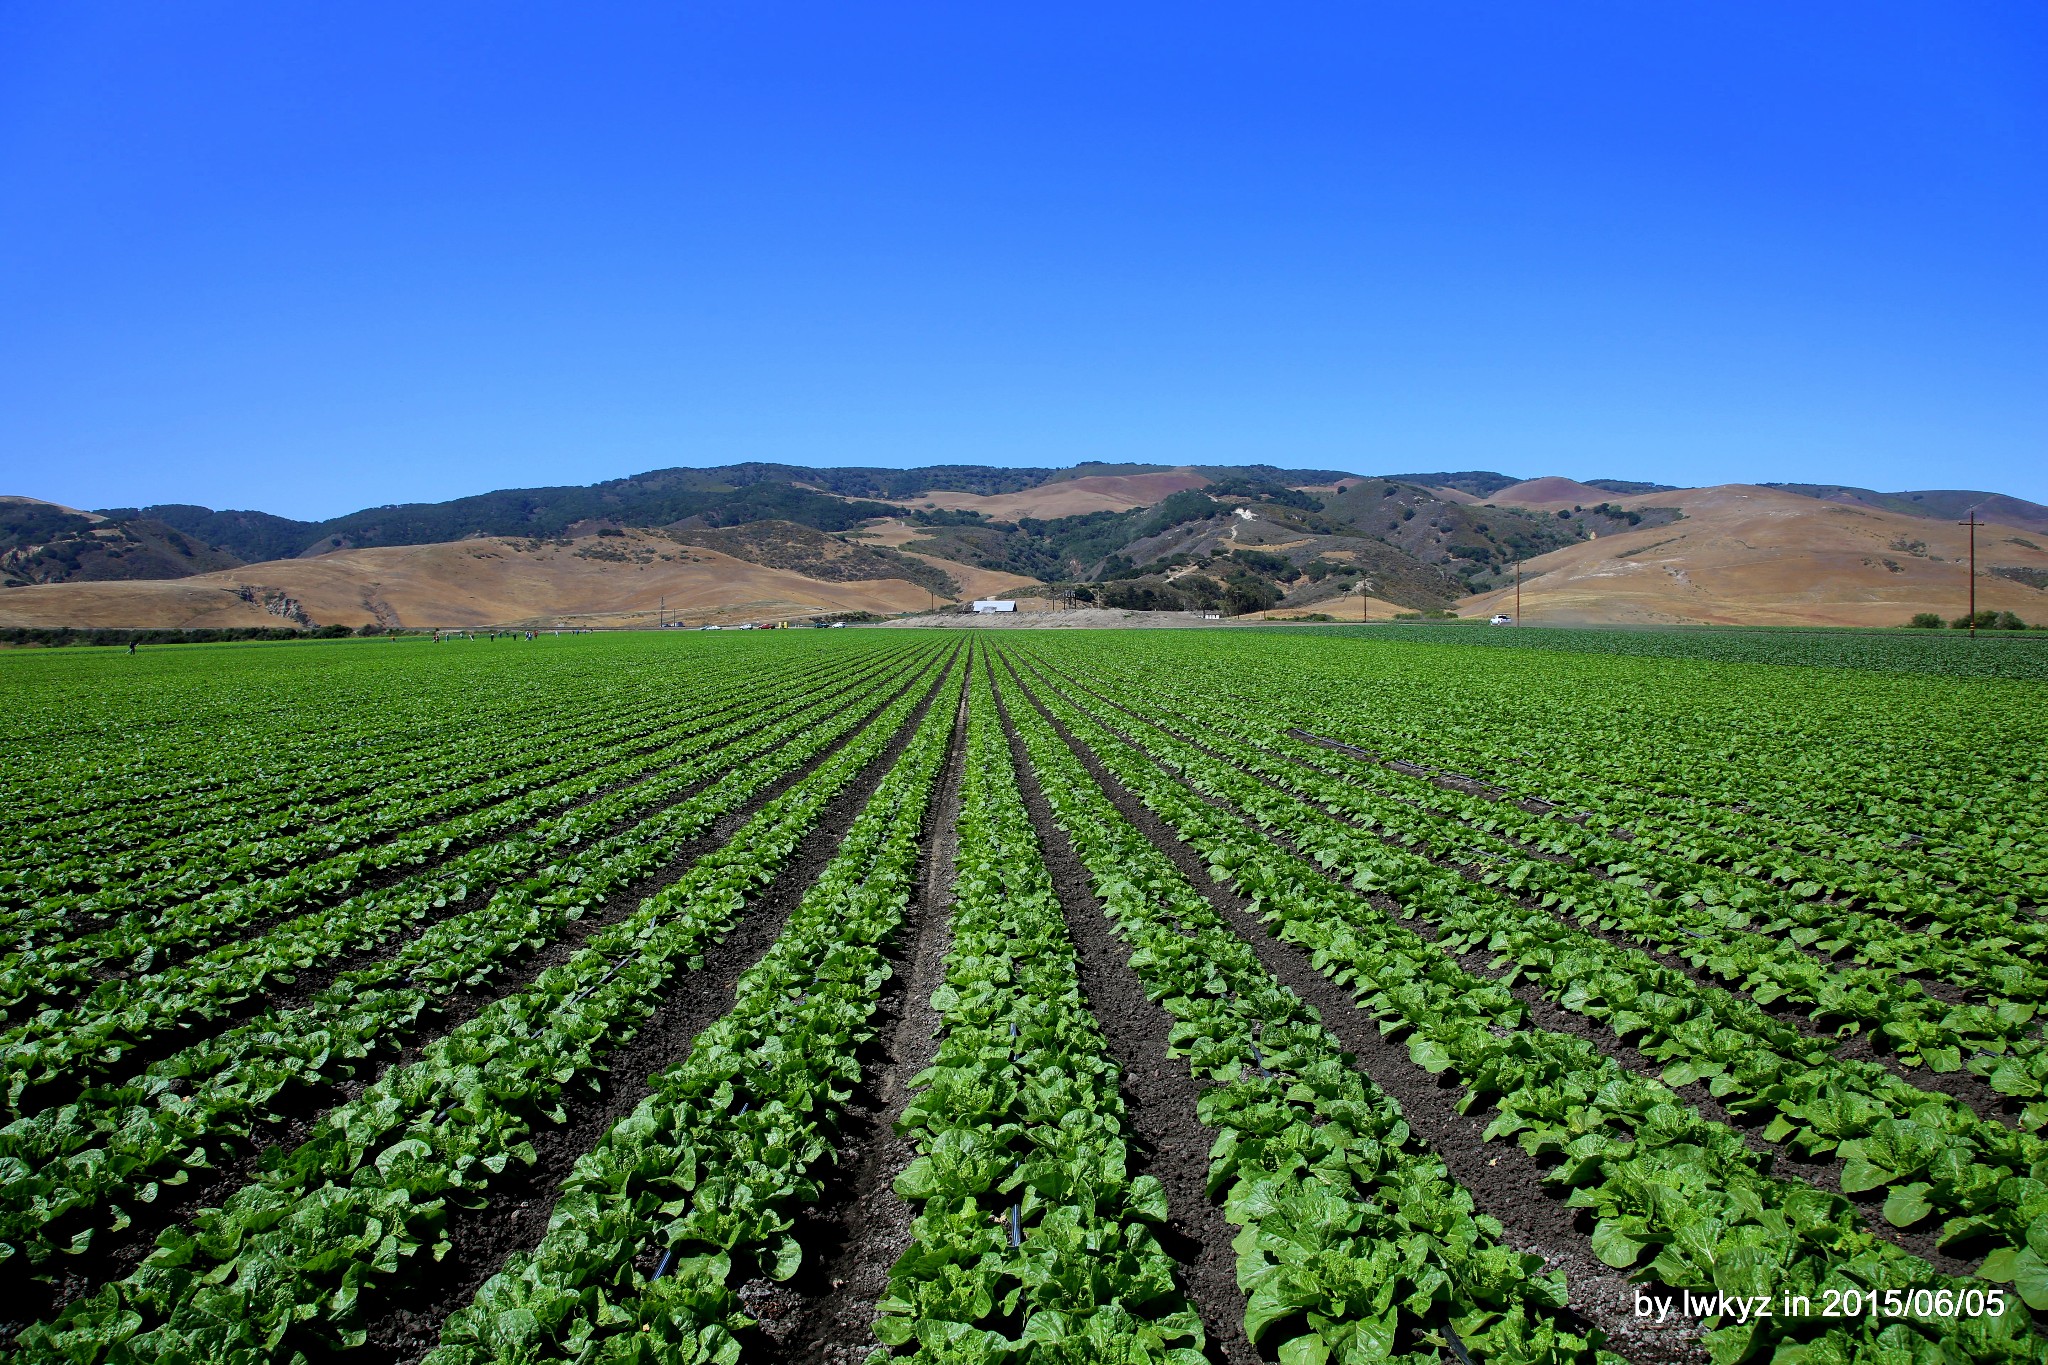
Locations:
1278;620;2048;680
2;630;2043;1364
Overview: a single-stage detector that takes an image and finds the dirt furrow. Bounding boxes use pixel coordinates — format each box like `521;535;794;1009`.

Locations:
1007;658;1975;1285
773;672;972;1365
23;657;949;1325
1036;660;2020;1128
991;669;1259;1365
361;662;955;1365
24;651;899;1012
16;656;925;1125
999;661;1692;1363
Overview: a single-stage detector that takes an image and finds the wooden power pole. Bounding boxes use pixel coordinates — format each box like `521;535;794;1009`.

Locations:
1958;512;1982;636
1515;559;1522;625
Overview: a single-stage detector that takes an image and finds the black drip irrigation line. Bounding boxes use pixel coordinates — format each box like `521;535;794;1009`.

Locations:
570;955;636;1005
1440;1316;1477;1365
645;1102;750;1283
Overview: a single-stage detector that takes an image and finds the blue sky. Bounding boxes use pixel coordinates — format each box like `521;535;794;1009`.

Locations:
3;2;2044;520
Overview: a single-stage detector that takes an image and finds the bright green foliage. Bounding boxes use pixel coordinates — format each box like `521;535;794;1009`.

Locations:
996;655;1605;1365
428;659;962;1364
993;632;2048;1362
873;656;1201;1362
5;625;2044;1364
10;640;951;1362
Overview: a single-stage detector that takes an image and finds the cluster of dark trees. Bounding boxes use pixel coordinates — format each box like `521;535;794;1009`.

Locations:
1907;611;2033;631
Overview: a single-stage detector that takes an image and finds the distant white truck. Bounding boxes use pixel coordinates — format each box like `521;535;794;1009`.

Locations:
971;600;1017;613
1490;614;1514;626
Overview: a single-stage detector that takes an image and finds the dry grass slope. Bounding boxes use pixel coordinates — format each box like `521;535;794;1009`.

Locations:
888;470;1211;521
0;530;953;630
1460;484;2048;627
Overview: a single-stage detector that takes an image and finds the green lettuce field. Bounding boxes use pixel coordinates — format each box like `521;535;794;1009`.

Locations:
3;629;2043;1365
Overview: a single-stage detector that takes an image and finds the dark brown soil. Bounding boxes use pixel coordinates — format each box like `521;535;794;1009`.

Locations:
992;666;1260;1365
14;650;883;966
11;654;918;1119
775;676;971;1365
1046;662;2024;1152
1003;659;1693;1355
14;654;950;1334
356;657;957;1365
1007;657;1976;1285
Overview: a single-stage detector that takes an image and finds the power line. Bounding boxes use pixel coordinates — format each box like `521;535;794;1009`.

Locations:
1957;512;1982;636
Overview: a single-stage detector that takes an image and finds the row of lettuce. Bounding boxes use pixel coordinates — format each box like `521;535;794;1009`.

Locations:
0;648;892;1016
11;628;2045;1364
18;649;954;1361
996;638;2041;1362
1;647;939;1270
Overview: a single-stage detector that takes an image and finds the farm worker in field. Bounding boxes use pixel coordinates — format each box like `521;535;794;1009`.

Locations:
128;641;136;654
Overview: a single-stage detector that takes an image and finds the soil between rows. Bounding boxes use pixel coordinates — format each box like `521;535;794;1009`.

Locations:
13;654;947;1334
262;654;910;1011
991;665;1261;1365
18;652;901;1034
24;670;785;953
1271;738;2032;1115
1024;658;2015;1260
1000;655;1690;1364
8;656;915;1125
1012;655;1980;1286
11;649;894;973
359;657;957;1365
1049;661;2022;1129
772;672;972;1365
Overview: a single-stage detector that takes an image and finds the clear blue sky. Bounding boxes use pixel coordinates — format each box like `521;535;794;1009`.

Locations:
3;2;2044;520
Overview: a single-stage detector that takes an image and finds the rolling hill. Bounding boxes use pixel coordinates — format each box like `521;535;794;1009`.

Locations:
0;526;1038;631
1459;484;2048;627
5;465;2044;631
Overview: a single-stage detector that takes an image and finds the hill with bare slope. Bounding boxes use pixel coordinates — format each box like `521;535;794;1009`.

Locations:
890;469;1214;520
1459;484;2048;627
1766;484;2048;535
1486;476;1621;509
0;529;959;630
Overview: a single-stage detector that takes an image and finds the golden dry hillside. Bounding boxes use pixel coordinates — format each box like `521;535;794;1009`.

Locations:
1487;476;1621;508
0;529;1034;630
891;469;1210;520
1460;484;2048;627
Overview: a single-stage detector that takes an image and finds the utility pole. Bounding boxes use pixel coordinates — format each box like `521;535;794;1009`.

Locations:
658;596;664;631
1515;559;1522;625
1958;512;1981;636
